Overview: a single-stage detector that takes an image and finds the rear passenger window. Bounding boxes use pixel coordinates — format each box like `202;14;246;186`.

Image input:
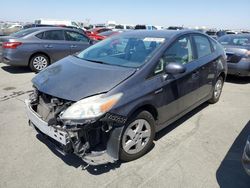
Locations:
43;30;64;40
193;35;212;58
65;31;89;42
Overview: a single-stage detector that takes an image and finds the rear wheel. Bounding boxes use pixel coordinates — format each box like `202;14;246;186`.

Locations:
29;54;49;72
120;111;155;162
209;76;224;104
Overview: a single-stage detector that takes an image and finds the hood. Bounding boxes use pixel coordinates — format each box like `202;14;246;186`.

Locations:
223;45;250;55
222;45;250;63
32;56;136;101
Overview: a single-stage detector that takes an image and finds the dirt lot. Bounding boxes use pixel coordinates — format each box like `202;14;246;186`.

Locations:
0;63;250;188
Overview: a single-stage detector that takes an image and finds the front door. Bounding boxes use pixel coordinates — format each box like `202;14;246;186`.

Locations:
153;35;201;124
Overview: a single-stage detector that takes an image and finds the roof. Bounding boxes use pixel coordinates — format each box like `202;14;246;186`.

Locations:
119;30;201;38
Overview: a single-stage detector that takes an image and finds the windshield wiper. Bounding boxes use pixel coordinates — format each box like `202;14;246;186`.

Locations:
83;58;109;65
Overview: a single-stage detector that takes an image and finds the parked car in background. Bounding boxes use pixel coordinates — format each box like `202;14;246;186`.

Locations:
1;24;23;35
242;135;250;175
98;30;122;40
86;28;112;40
106;21;116;29
114;24;134;30
0;27;92;72
205;30;218;40
23;24;87;35
35;19;81;29
23;24;57;29
135;25;157;30
25;30;227;166
218;34;250;76
241;30;250;34
225;30;240;35
167;26;184;30
155;26;164;30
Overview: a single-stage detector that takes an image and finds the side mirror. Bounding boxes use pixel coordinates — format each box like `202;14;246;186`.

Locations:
164;62;186;75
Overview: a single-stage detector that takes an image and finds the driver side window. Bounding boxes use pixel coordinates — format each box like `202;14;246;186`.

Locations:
154;36;194;74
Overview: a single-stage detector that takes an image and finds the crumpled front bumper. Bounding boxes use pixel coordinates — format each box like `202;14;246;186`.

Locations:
25;99;116;166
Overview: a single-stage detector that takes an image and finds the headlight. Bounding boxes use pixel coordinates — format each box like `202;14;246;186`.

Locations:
61;93;123;120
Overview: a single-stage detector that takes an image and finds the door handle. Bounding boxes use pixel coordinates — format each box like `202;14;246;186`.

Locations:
154;88;163;94
44;44;53;48
192;71;199;79
70;45;77;48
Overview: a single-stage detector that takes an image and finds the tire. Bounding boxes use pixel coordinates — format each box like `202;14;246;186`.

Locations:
120;110;155;162
29;54;49;72
208;76;224;104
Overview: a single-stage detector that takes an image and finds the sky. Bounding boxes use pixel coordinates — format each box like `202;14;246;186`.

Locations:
0;0;250;30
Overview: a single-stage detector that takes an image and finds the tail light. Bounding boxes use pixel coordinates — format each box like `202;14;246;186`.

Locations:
2;42;22;49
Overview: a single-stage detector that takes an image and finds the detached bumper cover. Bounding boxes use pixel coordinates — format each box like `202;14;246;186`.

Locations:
242;136;250;176
25;99;68;145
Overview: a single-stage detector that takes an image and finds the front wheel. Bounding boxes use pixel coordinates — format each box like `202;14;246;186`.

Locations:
120;111;155;162
208;76;224;104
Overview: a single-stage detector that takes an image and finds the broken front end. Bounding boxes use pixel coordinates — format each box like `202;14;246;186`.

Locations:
25;89;126;166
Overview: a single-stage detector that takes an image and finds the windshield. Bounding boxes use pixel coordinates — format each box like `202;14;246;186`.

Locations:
219;35;250;46
10;28;39;38
77;35;165;68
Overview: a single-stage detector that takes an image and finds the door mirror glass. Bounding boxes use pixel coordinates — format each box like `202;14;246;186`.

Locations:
164;62;186;74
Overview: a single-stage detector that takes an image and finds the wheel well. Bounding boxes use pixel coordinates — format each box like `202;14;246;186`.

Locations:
131;104;158;120
29;52;51;65
219;72;226;81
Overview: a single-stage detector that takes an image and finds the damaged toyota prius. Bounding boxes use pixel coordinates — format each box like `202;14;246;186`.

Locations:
25;30;227;166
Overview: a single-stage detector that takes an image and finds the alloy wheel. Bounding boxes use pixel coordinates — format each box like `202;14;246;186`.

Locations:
214;79;223;99
32;56;48;71
122;119;151;155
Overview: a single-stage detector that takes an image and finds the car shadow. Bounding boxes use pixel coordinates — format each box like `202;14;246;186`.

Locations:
35;102;209;175
216;120;250;188
1;65;32;74
155;102;209;141
226;75;250;84
36;134;122;175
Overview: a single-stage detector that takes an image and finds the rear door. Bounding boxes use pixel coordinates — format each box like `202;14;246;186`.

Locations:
64;30;90;54
39;30;69;62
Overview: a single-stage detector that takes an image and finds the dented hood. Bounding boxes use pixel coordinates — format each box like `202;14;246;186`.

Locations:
32;56;136;101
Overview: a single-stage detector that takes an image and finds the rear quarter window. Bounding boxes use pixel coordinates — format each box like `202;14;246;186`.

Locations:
10;28;39;38
35;32;44;39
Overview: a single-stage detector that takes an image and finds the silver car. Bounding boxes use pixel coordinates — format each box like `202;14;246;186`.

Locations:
0;27;92;72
